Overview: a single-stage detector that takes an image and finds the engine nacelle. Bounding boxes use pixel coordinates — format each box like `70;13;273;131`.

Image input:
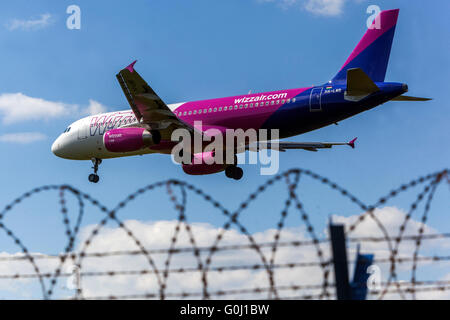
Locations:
181;151;226;175
103;128;160;153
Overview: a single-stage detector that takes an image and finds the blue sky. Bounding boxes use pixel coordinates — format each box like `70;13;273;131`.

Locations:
0;0;448;299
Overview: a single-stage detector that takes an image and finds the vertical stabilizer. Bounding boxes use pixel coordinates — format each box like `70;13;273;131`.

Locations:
332;9;399;83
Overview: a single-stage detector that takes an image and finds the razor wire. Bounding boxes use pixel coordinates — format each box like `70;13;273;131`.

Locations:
0;168;448;300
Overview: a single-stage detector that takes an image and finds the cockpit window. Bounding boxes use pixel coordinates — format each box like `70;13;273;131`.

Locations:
63;127;71;133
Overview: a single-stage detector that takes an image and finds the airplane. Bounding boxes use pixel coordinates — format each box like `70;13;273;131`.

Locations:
51;9;430;183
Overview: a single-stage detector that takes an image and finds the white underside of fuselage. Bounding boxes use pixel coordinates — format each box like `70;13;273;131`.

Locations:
52;102;184;161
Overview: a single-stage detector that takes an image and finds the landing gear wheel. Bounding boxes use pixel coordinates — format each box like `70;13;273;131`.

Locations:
89;158;102;183
225;166;234;179
233;167;243;180
88;174;100;183
225;166;243;180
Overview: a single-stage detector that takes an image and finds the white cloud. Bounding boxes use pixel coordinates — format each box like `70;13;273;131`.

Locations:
257;0;347;16
0;93;109;124
304;0;345;16
0;93;73;124
5;13;53;31
0;132;46;144
83;99;108;116
332;206;440;254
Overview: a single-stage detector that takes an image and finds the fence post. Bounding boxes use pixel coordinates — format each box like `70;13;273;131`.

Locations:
329;222;351;300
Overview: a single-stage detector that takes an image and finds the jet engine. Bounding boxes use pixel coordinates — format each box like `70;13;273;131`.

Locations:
103;128;161;153
181;151;226;175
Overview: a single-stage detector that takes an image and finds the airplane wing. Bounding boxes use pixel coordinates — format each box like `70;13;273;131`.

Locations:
116;61;193;138
248;138;357;152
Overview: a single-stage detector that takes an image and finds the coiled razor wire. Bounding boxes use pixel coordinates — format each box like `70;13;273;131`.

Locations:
0;168;448;300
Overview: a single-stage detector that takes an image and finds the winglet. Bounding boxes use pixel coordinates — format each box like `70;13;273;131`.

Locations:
125;60;137;73
348;137;357;149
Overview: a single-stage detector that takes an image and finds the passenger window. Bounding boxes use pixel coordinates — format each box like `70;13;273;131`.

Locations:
292;98;296;102
234;105;238;109
204;109;207;113
183;111;187;115
271;101;274;105
266;101;269;106
188;111;192;115
213;107;217;112
193;110;197;114
250;103;253;108
287;98;291;103
276;100;280;104
281;99;285;104
224;106;227;111
208;108;212;112
199;109;202;114
239;105;243;109
219;107;222;111
255;103;259;107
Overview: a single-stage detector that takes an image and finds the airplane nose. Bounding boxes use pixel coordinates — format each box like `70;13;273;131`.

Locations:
51;136;63;157
51;131;87;160
51;140;59;156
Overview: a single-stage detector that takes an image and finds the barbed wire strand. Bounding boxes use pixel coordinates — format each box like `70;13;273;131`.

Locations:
0;168;448;300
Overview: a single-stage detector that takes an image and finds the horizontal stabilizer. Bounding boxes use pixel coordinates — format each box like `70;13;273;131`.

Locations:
391;95;432;101
345;68;379;101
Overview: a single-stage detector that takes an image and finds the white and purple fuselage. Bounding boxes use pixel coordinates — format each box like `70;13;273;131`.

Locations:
51;80;405;161
51;8;410;178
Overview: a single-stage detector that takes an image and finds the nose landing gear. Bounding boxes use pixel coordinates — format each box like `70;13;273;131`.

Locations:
88;158;102;183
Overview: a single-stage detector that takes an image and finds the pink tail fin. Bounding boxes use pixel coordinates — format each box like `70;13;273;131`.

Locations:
332;9;399;83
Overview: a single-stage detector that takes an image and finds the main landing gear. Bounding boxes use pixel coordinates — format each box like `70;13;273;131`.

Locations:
88;158;102;183
225;165;243;180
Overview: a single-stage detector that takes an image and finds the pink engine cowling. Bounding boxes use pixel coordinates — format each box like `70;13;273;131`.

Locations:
104;128;157;153
182;151;226;175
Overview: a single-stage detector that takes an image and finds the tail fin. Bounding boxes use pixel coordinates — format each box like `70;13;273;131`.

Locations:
332;9;399;83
